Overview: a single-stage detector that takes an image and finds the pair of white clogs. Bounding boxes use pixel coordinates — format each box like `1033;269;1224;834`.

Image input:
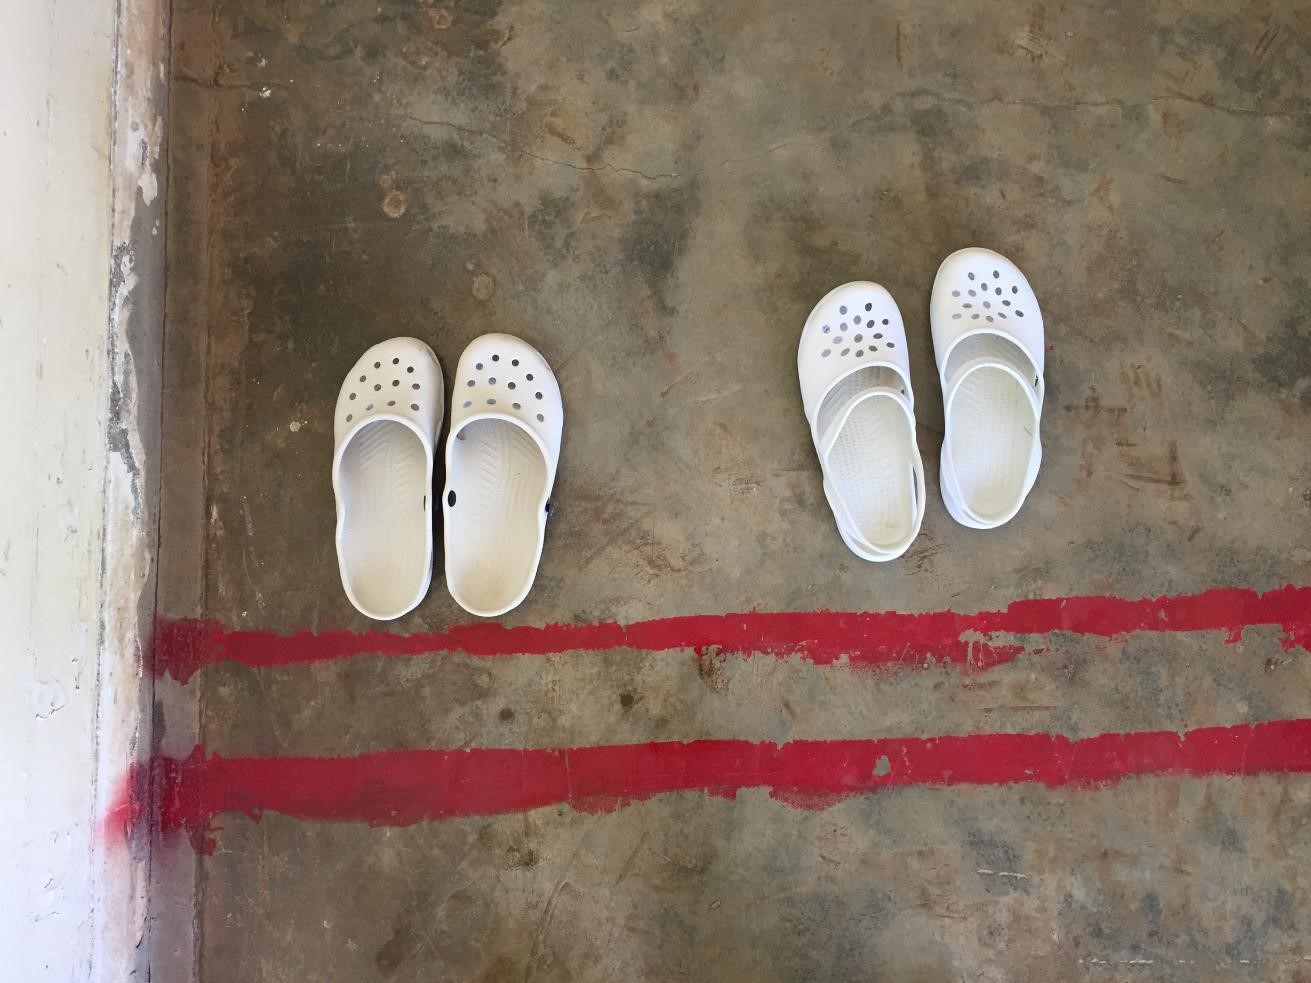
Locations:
798;247;1045;560
332;333;562;619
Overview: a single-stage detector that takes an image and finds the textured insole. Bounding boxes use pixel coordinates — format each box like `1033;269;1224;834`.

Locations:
819;367;916;551
946;357;1036;519
338;421;430;614
446;420;547;613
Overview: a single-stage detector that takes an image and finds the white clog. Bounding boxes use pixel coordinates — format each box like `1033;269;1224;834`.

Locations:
931;248;1045;528
798;282;925;560
332;338;443;619
442;334;563;616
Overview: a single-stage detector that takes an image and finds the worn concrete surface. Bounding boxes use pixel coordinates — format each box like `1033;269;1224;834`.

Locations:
163;0;1311;979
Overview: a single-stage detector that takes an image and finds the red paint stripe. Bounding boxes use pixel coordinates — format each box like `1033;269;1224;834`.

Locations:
153;584;1311;682
120;718;1311;853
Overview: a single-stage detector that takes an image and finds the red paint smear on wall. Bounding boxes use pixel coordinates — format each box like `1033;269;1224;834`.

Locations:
152;584;1311;682
122;718;1311;853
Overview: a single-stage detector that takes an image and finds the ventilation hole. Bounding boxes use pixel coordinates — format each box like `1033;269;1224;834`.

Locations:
508;381;516;390
487;398;496;405
535;392;543;400
968;289;976;297
513;402;522;409
952;290;960;297
840;322;848;330
995;288;1002;296
374;361;381;368
839;305;847;314
392;379;400;386
992;269;1000;279
366;404;374;411
971;314;980;320
526;373;534;381
536;413;545;422
407;366;414;373
963;303;972;309
855;349;865;357
462;400;472;408
511;358;519;366
1012;285;1019;294
998;311;1007;319
1034;376;1040;386
1016;310;1025;317
822;325;831;333
821;349;831;358
881;318;889;325
854;333;863;342
873;332;883;339
854;315;862;325
475;362;483;370
1003;299;1011;306
967;272;975;280
466;380;474;387
840;348;850;356
492;354;500;362
392;357;400;364
952;313;962;320
373;383;382;391
488;377;497;385
447;490;456;507
985;316;994;323
410;403;419;411
387;400;396;406
983;301;991;309
349;392;356;400
346;413;353;422
887;342;895;348
359;375;366;382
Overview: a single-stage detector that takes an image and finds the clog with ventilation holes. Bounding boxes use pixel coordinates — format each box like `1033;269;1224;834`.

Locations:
798;281;926;560
443;333;563;617
332;338;443;620
930;247;1045;529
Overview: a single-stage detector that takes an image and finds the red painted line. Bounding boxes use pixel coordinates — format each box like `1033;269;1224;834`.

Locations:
153;584;1311;682
116;718;1311;853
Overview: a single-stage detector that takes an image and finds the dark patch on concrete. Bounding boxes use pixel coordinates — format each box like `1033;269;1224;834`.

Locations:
1140;890;1163;935
374;920;420;975
506;844;538;869
528;191;577;262
695;647;730;693
1265;885;1295;932
1253;311;1311;407
622;181;701;315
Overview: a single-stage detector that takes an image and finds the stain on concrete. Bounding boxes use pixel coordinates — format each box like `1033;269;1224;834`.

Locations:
622;181;701;315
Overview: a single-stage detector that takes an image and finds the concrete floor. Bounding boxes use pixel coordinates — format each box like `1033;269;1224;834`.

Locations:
161;0;1311;979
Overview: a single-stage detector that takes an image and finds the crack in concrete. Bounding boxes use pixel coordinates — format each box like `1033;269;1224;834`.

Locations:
382;111;681;181
916;87;1311;119
175;73;289;93
718;90;1307;168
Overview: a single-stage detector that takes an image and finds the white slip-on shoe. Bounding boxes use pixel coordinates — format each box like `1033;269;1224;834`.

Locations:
931;247;1045;529
443;334;563;617
332;338;443;620
798;281;926;561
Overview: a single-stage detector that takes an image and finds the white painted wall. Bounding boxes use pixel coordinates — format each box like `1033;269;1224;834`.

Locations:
0;1;156;978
